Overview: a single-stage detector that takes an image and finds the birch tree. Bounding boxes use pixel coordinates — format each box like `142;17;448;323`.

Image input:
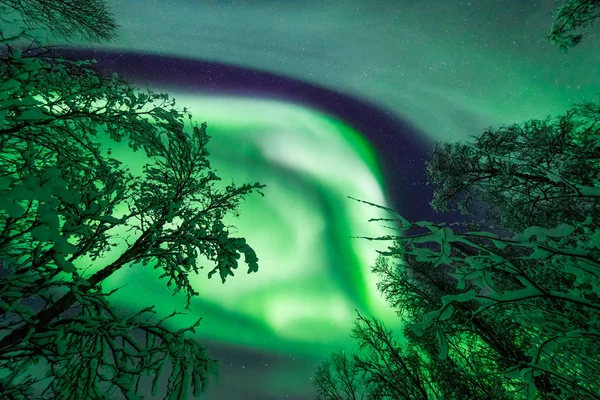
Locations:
350;142;600;398
0;37;265;398
548;0;600;53
0;0;118;43
425;105;600;232
316;104;599;398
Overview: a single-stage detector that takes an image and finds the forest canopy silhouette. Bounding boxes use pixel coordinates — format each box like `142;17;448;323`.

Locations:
313;0;600;399
1;0;265;398
0;0;599;399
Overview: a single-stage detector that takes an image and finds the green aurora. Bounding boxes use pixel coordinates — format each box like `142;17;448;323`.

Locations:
84;95;399;358
10;0;600;397
68;0;600;143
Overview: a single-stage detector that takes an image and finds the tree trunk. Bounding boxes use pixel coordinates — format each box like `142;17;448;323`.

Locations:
414;243;562;398
0;232;151;353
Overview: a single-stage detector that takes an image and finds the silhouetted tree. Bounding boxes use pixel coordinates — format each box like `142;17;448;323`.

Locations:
313;304;512;400
314;312;432;400
350;130;600;398
315;1;600;398
549;0;600;53
0;32;265;398
373;248;545;399
425;105;600;232
315;103;600;398
313;350;366;400
0;0;119;43
349;312;430;400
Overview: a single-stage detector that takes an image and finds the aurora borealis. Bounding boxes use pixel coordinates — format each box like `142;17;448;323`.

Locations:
22;0;600;398
61;56;415;399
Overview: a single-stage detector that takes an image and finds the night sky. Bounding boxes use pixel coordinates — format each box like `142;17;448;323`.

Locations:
23;0;600;398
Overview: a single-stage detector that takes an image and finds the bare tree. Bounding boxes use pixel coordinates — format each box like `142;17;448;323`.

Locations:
313;350;366;400
313;312;432;400
349;312;430;400
0;0;119;43
316;2;600;398
0;35;265;398
349;173;600;398
425;106;600;232
548;0;600;53
313;305;511;400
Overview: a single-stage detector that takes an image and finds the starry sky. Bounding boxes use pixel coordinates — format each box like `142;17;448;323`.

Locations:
22;0;600;398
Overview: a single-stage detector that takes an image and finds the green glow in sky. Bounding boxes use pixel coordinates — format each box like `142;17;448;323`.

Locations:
69;0;600;143
85;94;399;357
30;1;599;395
